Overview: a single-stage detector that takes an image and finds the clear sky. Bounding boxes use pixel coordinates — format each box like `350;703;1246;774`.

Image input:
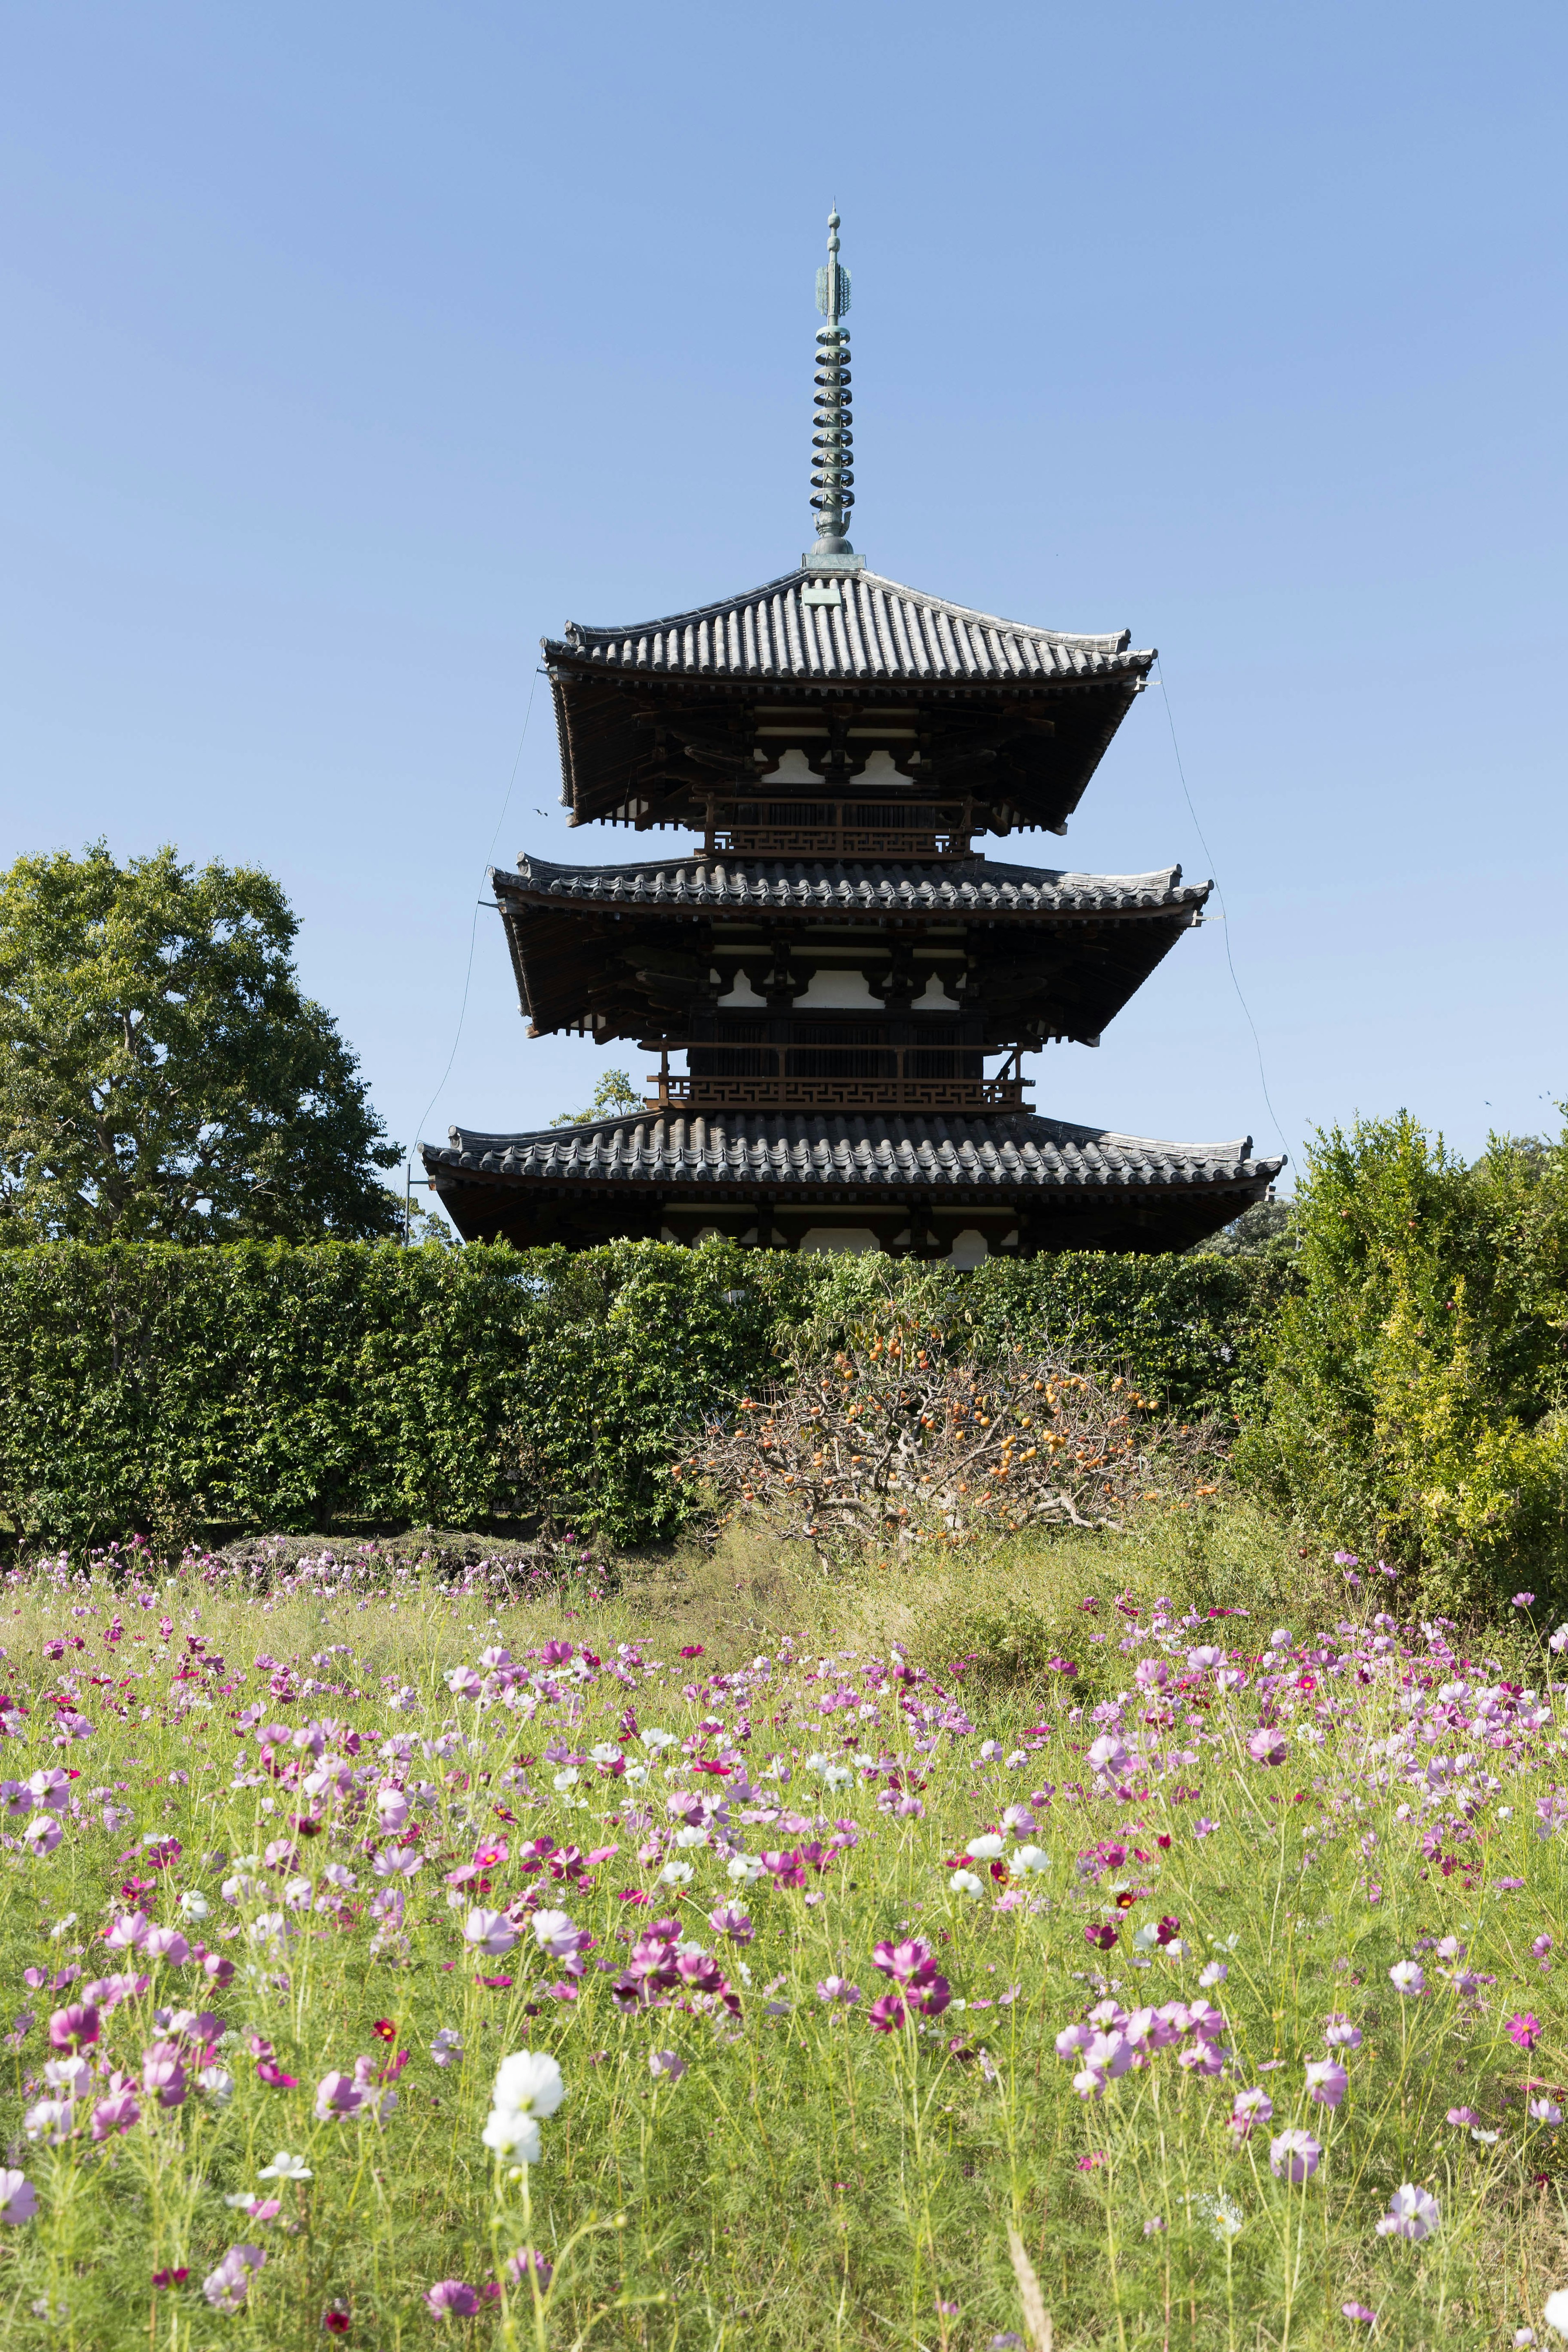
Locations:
3;2;1564;1212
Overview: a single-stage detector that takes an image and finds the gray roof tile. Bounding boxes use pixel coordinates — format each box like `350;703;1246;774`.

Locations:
425;1111;1277;1195
547;569;1154;686
498;853;1207;920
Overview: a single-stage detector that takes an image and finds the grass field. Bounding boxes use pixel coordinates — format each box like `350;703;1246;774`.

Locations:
0;1517;1565;2349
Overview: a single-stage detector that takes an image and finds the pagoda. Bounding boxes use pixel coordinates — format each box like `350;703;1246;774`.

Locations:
425;215;1281;1260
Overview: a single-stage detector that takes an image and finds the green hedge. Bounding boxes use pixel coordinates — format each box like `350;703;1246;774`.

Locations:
0;1241;1284;1553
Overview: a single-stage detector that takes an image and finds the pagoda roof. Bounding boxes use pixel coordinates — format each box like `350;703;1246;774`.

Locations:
426;1110;1272;1196
496;852;1207;922
546;568;1153;688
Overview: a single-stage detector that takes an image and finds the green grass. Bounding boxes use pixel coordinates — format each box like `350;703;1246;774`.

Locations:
0;1516;1565;2349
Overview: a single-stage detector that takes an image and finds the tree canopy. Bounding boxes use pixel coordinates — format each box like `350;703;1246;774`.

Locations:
0;844;401;1243
549;1067;642;1127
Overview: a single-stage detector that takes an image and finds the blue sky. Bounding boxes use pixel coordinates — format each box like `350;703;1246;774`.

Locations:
3;2;1564;1205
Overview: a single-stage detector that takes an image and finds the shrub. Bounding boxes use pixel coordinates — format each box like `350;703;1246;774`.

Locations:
1234;1113;1568;1609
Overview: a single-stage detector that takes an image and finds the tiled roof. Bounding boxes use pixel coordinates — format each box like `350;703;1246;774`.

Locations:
546;569;1154;687
425;1111;1277;1195
497;853;1207;920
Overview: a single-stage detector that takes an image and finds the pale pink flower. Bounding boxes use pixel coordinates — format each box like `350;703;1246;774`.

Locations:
0;2170;37;2223
1376;2183;1439;2241
1269;2128;1322;2183
1388;1960;1425;1996
23;1816;62;1856
648;2049;686;2081
105;1911;151;1952
203;2245;265;2313
313;2071;366;2123
462;1908;517;1958
430;2027;463;2067
1305;2058;1348;2110
142;1927;190;1966
1247;1728;1288;1767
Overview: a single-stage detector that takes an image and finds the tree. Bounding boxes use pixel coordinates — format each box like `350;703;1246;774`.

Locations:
0;843;401;1243
549;1067;643;1127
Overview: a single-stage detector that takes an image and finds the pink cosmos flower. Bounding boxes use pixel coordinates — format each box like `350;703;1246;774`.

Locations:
90;2086;141;2139
708;1903;754;1945
105;1911;151;1952
255;2060;297;2088
47;2005;99;2052
648;2049;686;2081
1529;2097;1563;2124
24;1816;62;1856
203;2245;265;2312
0;2170;37;2224
867;1993;906;2033
1229;2087;1272;2139
1506;2013;1543;2051
1247;1729;1288;1767
463;1909;518;1959
142;1928;190;1966
1533;1935;1554;1961
1388;1961;1425;1996
1342;2305;1376;2326
141;2042;188;2109
425;2281;480;2318
1323;2015;1363;2051
1446;2106;1483;2127
1305;2058;1348;2110
314;2071;367;2123
1083;1924;1118;1951
1269;2128;1322;2183
430;2028;463;2067
504;2250;552;2290
817;1977;861;2005
1376;2183;1439;2241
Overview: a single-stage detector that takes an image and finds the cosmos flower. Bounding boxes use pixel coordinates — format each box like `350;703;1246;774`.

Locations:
1376;2184;1439;2242
430;2028;463;2067
0;2172;37;2225
1507;2013;1544;2051
1304;2058;1348;2110
648;2049;686;2081
425;2282;479;2318
463;1909;518;1958
1388;1961;1425;1996
203;2246;266;2313
482;2050;566;2163
1269;2129;1322;2183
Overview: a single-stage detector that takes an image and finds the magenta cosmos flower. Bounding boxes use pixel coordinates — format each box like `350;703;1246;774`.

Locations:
1247;1729;1288;1767
1269;2129;1322;2183
1507;2013;1544;2052
47;2005;99;2052
1341;2304;1376;2326
425;2281;480;2318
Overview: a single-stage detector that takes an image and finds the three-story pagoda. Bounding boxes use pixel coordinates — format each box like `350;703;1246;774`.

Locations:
425;216;1281;1258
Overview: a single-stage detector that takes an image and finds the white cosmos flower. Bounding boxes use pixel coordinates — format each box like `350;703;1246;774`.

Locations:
1543;2287;1568;2339
622;1763;648;1785
177;1891;210;1921
1011;1846;1051;1874
949;1869;984;1897
257;2151;313;2180
641;1729;676;1753
726;1854;764;1884
552;1768;579;1792
483;2048;566;2160
967;1833;1005;1860
656;1860;694;1887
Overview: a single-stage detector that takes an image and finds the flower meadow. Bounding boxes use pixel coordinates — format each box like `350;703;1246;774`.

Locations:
0;1552;1567;2348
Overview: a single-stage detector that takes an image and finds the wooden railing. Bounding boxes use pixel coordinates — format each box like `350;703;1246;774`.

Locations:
699;796;974;862
640;1043;1031;1116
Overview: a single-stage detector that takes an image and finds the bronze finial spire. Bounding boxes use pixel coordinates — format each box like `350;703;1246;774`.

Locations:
805;207;862;572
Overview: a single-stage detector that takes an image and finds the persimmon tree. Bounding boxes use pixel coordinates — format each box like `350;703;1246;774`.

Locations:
671;1317;1215;1569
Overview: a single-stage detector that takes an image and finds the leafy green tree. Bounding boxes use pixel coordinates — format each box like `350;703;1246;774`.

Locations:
0;843;401;1243
549;1067;643;1127
1235;1110;1568;1607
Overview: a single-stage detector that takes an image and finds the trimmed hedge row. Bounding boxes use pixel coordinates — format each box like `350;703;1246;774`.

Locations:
0;1241;1285;1552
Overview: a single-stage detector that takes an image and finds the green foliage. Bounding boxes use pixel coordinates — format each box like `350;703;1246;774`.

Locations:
548;1067;643;1126
0;842;400;1243
0;1241;1273;1555
1234;1111;1568;1607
